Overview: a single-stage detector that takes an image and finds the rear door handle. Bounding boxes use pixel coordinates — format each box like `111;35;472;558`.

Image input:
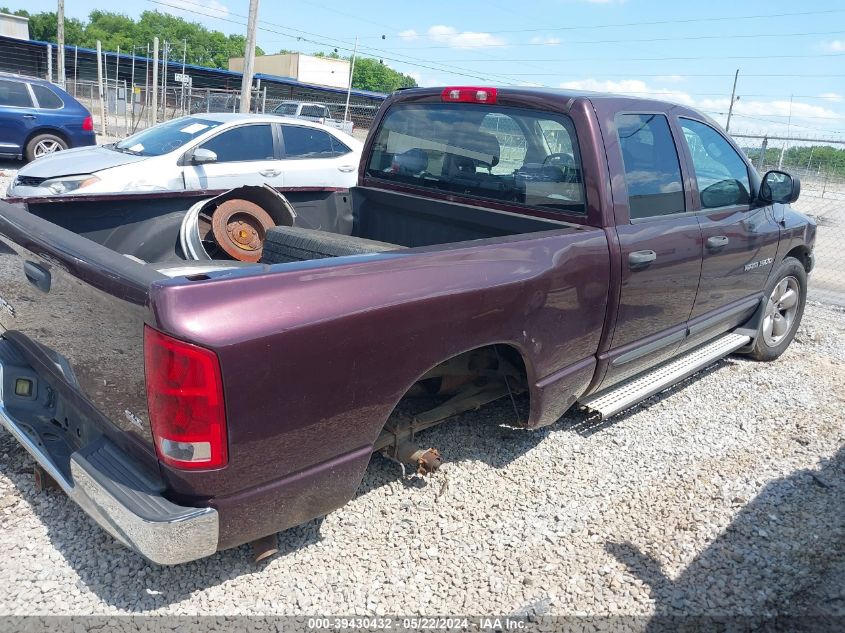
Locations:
259;169;281;177
22;114;36;120
628;250;657;270
337;165;357;173
706;235;730;251
24;261;51;293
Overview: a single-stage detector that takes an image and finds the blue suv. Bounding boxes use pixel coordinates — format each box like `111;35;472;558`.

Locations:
0;73;96;162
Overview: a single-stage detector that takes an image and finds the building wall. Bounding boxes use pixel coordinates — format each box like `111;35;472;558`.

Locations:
229;53;349;89
0;13;29;40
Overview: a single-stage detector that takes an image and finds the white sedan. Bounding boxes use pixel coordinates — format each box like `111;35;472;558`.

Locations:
7;113;362;197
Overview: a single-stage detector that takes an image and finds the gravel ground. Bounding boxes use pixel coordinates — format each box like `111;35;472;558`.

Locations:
0;159;18;195
0;303;843;620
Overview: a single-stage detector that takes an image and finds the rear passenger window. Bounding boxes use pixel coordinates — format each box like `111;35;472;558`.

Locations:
31;84;64;109
616;113;685;219
282;126;337;158
200;124;274;162
0;79;33;108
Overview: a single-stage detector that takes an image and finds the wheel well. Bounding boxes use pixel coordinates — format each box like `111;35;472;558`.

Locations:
785;245;812;272
386;343;531;431
23;127;70;151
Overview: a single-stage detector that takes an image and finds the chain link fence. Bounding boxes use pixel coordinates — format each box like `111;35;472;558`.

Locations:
775;167;845;307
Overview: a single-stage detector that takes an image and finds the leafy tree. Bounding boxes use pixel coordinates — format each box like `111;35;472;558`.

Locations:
1;9;263;68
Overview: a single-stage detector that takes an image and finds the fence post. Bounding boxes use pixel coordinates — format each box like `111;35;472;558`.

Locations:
96;41;107;136
47;44;52;82
757;137;768;173
152;38;159;125
261;86;267;113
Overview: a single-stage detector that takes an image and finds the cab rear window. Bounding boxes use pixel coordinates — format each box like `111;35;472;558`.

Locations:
366;103;585;214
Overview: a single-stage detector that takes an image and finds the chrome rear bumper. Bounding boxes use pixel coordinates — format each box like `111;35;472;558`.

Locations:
0;402;218;565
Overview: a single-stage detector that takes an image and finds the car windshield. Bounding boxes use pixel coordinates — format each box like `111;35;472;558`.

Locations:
366;103;586;214
274;103;299;115
113;117;222;156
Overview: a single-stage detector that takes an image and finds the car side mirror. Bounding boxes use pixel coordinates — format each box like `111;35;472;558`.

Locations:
760;170;800;204
192;148;217;165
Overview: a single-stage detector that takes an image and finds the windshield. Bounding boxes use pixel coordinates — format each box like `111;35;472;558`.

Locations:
114;117;222;156
365;103;585;214
274;103;299;116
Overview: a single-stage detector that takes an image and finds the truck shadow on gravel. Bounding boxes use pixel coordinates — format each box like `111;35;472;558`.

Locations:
606;444;845;630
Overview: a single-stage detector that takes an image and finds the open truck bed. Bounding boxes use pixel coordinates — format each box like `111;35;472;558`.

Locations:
0;184;604;562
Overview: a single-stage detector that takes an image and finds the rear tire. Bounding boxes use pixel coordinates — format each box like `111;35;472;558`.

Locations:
25;133;68;162
747;256;807;362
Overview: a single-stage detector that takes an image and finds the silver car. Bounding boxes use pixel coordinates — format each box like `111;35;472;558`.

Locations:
8;113;362;197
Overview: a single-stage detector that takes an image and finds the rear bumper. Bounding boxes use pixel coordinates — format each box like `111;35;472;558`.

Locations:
0;405;219;564
0;343;219;564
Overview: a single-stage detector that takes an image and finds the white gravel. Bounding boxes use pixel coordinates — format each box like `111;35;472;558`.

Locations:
0;160;18;195
0;303;842;618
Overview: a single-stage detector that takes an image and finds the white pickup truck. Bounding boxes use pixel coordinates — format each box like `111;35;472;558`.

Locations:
272;101;354;135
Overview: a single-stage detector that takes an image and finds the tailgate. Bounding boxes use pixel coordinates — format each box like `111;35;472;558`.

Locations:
0;200;162;467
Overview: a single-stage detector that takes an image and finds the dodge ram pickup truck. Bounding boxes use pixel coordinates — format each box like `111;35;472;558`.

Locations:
0;86;816;564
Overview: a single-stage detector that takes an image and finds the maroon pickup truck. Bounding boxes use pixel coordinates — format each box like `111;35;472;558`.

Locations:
0;86;816;564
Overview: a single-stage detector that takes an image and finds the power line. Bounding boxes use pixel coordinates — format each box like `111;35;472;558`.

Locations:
387;29;845;50
355;7;845;38
148;0;538;86
426;53;845;63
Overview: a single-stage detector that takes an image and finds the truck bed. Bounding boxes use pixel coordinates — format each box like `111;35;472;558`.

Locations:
0;187;607;553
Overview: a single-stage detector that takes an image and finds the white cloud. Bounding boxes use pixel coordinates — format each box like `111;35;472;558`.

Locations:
654;74;685;84
820;39;845;52
560;77;845;135
427;25;507;49
398;29;419;41
820;92;844;103
530;35;562;46
559;78;695;105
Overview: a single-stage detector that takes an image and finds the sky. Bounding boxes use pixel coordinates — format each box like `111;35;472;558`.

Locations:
13;0;845;139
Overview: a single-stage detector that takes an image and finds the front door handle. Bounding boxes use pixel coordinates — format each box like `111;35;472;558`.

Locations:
22;114;36;120
259;169;281;177
337;165;357;173
706;235;730;251
628;250;657;270
24;261;51;293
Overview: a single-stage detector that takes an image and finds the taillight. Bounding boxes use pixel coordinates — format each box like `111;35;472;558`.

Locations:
441;87;498;104
82;115;94;132
144;326;228;470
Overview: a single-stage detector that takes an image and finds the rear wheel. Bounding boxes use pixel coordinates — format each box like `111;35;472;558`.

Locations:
747;256;807;361
25;133;67;162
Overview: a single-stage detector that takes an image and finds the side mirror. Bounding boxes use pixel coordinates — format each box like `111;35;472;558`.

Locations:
760;170;800;204
191;148;218;165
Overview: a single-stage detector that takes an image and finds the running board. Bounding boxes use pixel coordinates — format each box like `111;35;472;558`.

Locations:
578;332;751;419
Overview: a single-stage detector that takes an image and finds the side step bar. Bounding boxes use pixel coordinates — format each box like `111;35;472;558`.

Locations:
578;332;751;419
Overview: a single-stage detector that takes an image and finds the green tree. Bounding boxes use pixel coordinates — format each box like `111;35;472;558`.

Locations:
1;9;263;69
352;57;417;92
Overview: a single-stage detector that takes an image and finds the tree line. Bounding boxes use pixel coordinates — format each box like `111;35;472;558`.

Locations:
744;144;845;178
2;9;417;93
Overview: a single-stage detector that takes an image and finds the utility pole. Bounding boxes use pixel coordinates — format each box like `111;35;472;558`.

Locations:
343;36;359;123
725;68;739;133
240;0;260;113
180;39;187;116
57;0;65;86
151;37;159;125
